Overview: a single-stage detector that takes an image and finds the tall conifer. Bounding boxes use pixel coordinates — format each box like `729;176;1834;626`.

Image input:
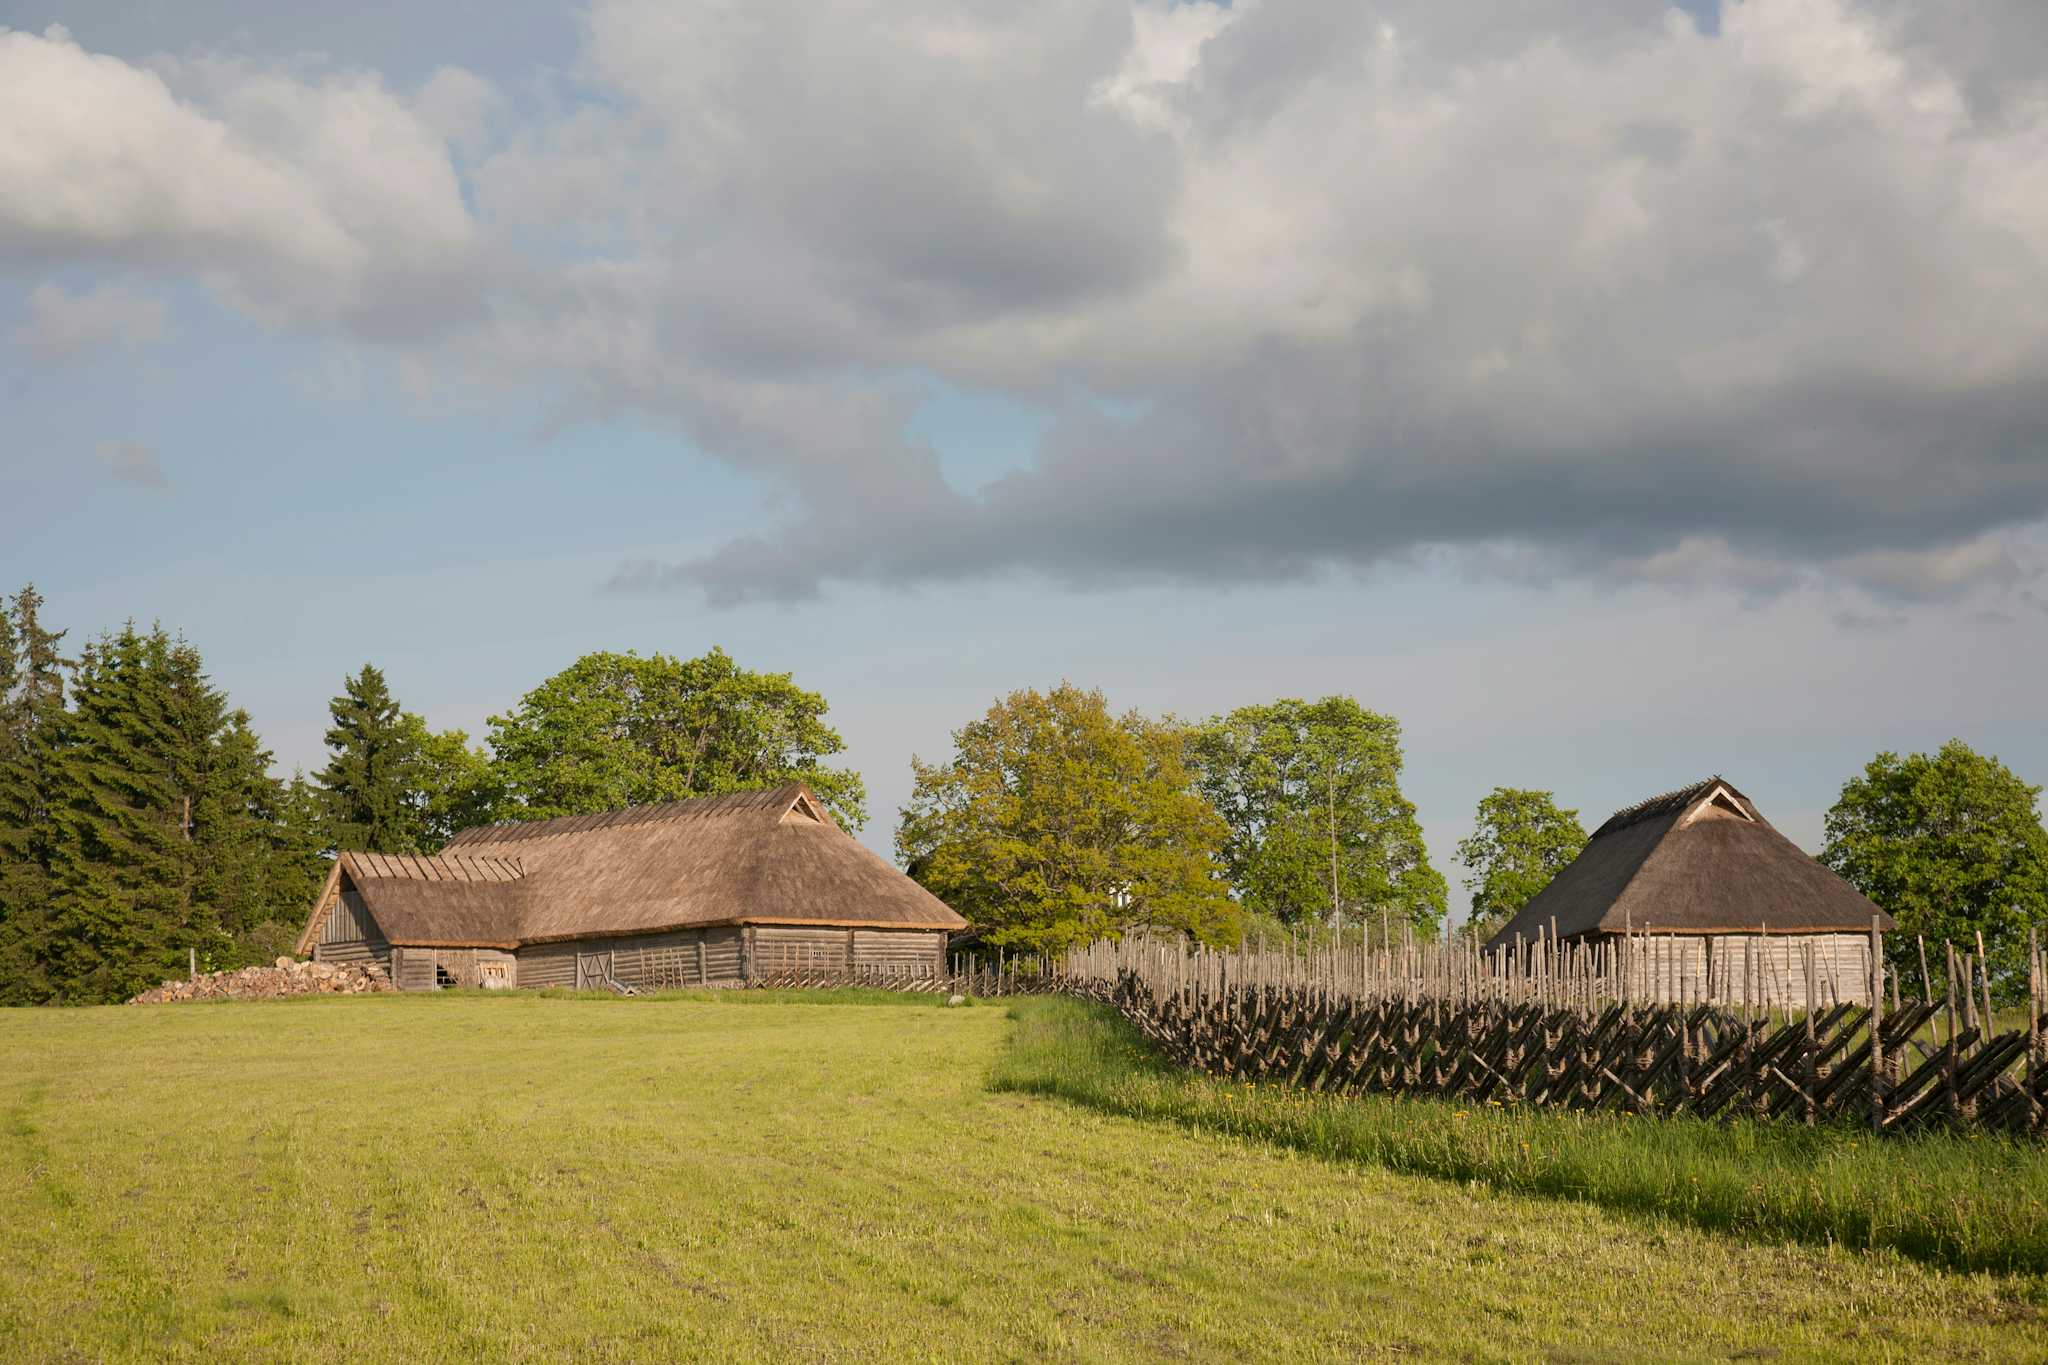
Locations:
318;665;422;854
45;625;188;1001
0;586;70;1003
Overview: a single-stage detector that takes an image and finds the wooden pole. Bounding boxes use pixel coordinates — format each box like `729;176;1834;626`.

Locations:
1975;930;1995;1031
1869;916;1884;1131
2030;927;2043;1134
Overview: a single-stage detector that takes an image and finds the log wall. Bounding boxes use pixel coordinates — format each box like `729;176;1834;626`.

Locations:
516;927;746;990
749;926;947;978
311;887;393;975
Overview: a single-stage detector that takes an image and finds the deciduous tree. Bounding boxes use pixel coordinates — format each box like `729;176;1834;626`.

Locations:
898;683;1238;953
487;648;866;827
1191;697;1445;935
1823;741;2048;988
1454;787;1586;941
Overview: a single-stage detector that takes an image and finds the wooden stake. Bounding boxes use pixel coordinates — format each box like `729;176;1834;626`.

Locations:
1869;916;1884;1131
1975;930;1995;1031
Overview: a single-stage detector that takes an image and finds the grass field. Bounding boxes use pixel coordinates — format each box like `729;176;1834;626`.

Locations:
995;998;2048;1277
2;993;2044;1362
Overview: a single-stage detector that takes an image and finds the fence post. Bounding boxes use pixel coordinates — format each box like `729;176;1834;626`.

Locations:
2030;927;2043;1134
1869;917;1884;1132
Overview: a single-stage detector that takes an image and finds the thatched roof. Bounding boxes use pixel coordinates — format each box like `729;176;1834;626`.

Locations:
297;783;966;950
1485;777;1893;947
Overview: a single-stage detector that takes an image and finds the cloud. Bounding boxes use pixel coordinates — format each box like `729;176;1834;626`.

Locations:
0;25;483;335
95;440;168;490
9;3;2048;608
15;280;166;361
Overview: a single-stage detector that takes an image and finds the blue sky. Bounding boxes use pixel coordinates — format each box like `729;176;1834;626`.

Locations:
4;0;2045;921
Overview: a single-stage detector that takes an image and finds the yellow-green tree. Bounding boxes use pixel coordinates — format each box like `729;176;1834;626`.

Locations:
898;684;1239;952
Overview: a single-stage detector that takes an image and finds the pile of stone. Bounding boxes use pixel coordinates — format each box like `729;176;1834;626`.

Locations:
129;957;394;1004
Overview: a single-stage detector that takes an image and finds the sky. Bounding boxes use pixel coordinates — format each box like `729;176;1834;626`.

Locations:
3;0;2046;924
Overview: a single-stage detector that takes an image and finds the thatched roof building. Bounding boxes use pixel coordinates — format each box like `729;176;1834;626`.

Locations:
296;784;965;991
1487;777;1893;1006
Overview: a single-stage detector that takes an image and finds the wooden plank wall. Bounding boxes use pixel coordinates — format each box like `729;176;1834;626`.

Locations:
1629;933;1871;1008
611;927;742;989
311;887;393;975
850;929;945;973
393;948;439;991
516;927;746;990
754;925;853;975
516;940;578;989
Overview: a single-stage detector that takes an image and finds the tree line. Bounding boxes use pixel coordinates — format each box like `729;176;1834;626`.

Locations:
0;586;862;1003
2;583;2042;1001
896;688;2048;991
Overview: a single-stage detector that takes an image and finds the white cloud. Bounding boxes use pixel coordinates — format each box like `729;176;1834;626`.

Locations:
16;280;166;361
0;26;480;332
8;3;2048;609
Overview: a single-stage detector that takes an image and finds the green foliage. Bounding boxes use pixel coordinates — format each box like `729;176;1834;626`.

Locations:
897;683;1239;953
993;997;2048;1278
402;718;504;850
486;647;866;827
1454;787;1587;941
43;624;193;1002
0;585;70;1004
1823;741;2048;989
0;594;328;1003
314;666;504;855
317;665;423;854
1190;696;1445;934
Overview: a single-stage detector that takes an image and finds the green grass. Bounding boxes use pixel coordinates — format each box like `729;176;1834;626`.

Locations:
992;997;2048;1277
0;993;2041;1362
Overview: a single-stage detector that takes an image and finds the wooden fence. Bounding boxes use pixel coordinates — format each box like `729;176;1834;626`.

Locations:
746;959;1062;997
1049;927;2048;1135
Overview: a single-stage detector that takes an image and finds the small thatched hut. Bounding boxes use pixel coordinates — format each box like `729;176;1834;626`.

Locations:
295;783;966;991
1486;777;1893;1006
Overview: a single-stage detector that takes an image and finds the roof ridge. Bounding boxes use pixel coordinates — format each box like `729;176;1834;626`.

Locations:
447;782;811;847
1591;776;1729;839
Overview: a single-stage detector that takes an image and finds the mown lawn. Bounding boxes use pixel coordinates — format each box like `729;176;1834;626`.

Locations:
0;993;2041;1362
995;998;2048;1277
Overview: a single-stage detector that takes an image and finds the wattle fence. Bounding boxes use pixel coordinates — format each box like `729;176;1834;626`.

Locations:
746;926;2048;1136
1056;928;2048;1136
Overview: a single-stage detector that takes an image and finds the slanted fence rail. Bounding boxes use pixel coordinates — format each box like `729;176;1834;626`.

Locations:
741;923;2045;1135
1049;926;2047;1136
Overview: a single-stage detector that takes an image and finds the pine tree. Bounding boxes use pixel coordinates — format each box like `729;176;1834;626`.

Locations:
0;585;71;1004
191;717;328;966
44;625;188;1002
318;665;423;854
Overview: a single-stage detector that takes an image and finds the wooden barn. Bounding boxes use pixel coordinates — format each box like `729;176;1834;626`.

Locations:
294;784;966;991
1486;777;1894;1007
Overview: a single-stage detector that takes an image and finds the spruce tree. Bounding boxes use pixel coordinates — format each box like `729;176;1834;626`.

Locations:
192;716;328;965
45;625;188;1001
0;586;71;1004
318;665;423;854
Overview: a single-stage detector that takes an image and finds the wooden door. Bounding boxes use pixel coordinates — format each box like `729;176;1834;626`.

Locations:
575;950;614;991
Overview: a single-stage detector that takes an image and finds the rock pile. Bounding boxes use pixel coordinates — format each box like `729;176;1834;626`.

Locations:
130;957;394;1004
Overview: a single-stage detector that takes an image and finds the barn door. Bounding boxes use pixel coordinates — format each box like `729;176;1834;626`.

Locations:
576;950;614;991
